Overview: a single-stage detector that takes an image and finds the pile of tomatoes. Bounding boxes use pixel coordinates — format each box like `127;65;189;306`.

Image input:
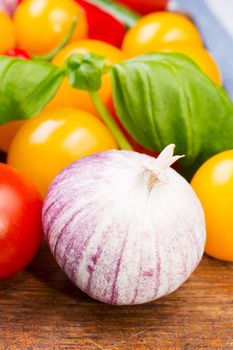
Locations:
0;0;232;280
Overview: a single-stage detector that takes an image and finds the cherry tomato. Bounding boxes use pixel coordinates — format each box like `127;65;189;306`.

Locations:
0;120;25;153
0;163;43;279
122;12;203;57
46;40;127;117
117;0;168;14
8;108;118;197
157;43;222;85
191;150;233;262
14;0;88;55
0;12;15;53
4;47;30;59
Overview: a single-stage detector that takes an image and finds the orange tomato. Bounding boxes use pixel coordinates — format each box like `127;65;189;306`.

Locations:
122;12;203;57
46;40;127;117
0;120;25;153
157;43;222;85
8;108;117;197
0;12;15;53
191;150;233;262
13;0;88;55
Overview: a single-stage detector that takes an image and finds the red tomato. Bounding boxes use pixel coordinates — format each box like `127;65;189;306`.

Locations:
0;163;43;279
117;0;168;14
4;47;30;59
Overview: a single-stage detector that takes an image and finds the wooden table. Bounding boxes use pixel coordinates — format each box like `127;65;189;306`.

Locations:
0;242;233;350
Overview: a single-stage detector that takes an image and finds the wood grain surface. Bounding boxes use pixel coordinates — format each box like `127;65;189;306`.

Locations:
0;242;233;350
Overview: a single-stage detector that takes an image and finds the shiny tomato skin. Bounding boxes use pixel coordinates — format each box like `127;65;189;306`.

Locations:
76;0;126;47
191;150;233;262
0;12;15;53
0;163;43;280
14;0;88;55
5;47;30;59
157;43;222;85
0;121;25;153
46;40;127;117
122;12;203;57
7;108;118;198
117;0;168;14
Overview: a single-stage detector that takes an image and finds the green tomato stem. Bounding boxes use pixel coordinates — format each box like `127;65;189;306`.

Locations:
90;91;133;150
33;16;78;62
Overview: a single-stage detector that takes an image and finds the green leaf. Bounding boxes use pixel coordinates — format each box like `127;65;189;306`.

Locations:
86;0;140;28
111;53;233;177
66;53;106;92
0;56;64;125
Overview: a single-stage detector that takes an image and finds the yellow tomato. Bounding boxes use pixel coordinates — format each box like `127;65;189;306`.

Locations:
157;43;222;85
0;120;25;152
191;150;233;262
0;12;15;53
46;40;127;117
8;108;117;197
122;12;203;57
13;0;88;55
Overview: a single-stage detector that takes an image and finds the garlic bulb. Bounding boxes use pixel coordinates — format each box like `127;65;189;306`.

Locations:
43;145;206;305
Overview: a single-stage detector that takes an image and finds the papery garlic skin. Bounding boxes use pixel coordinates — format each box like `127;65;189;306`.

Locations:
43;148;206;305
0;0;17;16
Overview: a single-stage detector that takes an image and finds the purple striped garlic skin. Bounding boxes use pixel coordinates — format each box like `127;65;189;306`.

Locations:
42;147;206;305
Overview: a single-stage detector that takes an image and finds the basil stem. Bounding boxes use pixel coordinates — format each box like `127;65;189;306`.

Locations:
90;91;133;150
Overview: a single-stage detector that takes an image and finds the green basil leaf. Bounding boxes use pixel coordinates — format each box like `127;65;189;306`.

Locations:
111;53;233;177
0;56;64;125
66;53;106;91
86;0;140;28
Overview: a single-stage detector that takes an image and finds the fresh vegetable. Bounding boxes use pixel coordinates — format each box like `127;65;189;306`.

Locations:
77;0;139;29
157;43;222;85
0;121;24;152
0;12;15;53
43;144;206;305
0;163;43;280
7;108;118;197
0;55;64;124
4;47;30;59
107;97;158;156
122;12;203;57
111;53;233;176
191;150;233;262
117;0;168;14
14;0;88;55
0;0;17;16
75;0;139;47
33;15;80;63
0;49;30;152
46;40;127;117
0;53;232;178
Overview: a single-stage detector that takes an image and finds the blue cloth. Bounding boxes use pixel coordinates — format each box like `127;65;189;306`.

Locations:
170;0;233;98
